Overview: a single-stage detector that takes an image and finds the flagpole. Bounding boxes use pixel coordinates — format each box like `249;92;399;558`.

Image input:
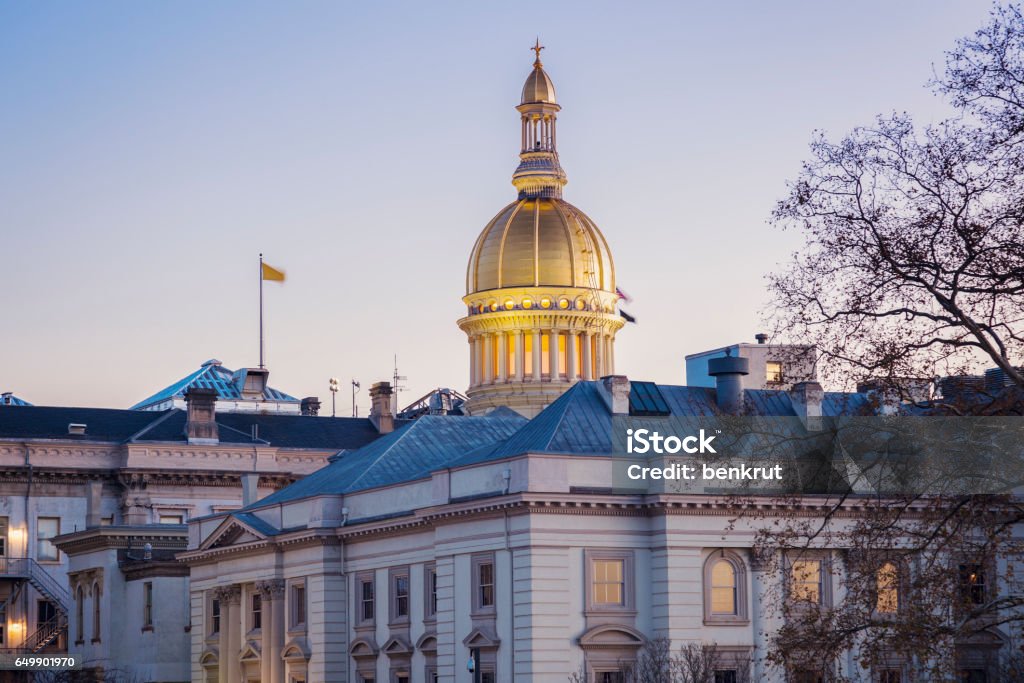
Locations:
259;253;265;369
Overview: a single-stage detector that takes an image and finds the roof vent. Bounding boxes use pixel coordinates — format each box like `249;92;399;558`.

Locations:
68;423;87;435
755;333;769;345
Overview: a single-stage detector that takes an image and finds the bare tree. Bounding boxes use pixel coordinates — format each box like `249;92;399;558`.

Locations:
754;5;1024;680
768;5;1024;396
569;639;752;683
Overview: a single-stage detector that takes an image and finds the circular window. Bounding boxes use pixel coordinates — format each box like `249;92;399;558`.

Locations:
540;297;552;309
504;299;515;310
558;298;570;310
476;304;485;314
522;298;533;309
575;298;586;310
489;301;499;312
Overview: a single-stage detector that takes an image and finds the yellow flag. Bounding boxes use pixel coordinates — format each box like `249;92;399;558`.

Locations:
261;262;285;282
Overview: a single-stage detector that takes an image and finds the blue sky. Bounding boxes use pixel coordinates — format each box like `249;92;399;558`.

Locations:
0;1;993;410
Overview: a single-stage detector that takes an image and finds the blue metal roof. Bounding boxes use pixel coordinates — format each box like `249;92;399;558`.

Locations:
131;360;298;410
254;411;528;505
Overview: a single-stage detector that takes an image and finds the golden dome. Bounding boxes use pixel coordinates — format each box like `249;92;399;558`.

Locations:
466;197;614;294
522;66;557;104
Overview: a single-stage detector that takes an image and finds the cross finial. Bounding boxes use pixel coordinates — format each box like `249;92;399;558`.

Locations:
532;37;544;66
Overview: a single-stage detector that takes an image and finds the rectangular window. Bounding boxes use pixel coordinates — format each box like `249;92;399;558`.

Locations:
143;582;153;627
557;332;567;377
36;517;59;561
0;604;5;645
479;561;494;608
210;598;221;635
541;334;551;375
959;564;986;605
425;564;437;618
291;583;306;628
597;673;624;683
490;335;498;380
481;672;495;683
959;670;987;683
523;334;534;375
159;514;184;524
251;592;262;630
876;562;899;613
506;334;515;377
766;361;784;384
879;670;901;683
714;672;737;683
790;559;822;604
574;333;583;376
392;570;409;620
360;578;375;623
592;559;625;606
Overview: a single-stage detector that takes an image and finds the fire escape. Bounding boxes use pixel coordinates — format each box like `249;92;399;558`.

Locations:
0;558;71;653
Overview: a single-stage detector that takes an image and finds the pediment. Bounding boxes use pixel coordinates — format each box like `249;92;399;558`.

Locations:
462;626;500;649
350;637;379;659
578;624;646;649
282;637;310;662
200;516;269;551
382;636;412;657
239;641;261;661
416;633;438;653
199;648;219;666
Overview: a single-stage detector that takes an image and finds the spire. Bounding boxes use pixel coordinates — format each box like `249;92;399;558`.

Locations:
514;42;566;199
532;38;545;68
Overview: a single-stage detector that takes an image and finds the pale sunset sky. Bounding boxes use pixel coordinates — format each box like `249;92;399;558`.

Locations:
0;1;993;411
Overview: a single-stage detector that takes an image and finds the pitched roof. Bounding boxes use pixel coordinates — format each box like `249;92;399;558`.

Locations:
0;404;382;450
1;393;33;407
131;359;297;410
255;411;528;505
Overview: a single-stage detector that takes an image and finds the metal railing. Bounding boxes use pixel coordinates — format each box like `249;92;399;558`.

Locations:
0;557;71;613
25;616;65;652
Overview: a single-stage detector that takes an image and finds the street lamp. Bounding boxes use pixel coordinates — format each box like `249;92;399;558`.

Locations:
329;377;339;417
351;379;361;417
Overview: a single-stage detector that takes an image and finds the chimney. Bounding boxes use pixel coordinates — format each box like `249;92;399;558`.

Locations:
85;481;103;528
369;381;395;434
241;473;259;507
791;381;824;427
184;387;219;444
755;333;769;345
599;375;631;415
300;397;321;416
708;352;749;414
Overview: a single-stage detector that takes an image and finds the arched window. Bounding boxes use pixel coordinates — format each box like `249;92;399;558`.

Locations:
711;560;737;615
703;551;749;625
92;582;102;642
75;586;84;644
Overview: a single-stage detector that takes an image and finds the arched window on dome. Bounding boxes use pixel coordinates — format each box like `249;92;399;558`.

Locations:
703;551;749;625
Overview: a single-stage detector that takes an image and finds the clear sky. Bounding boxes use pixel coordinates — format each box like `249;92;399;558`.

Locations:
0;1;993;412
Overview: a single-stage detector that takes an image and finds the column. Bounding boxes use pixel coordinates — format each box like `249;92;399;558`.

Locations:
257;580;285;683
217;585;241;683
581;332;593;381
514;331;525;382
469;336;478;387
750;549;780;682
607;335;615;375
498;332;508;382
567;331;578;382
548;330;560;381
532;329;542;382
595;334;605;378
482;333;493;384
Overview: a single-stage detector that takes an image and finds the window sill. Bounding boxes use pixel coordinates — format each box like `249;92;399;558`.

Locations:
286;625;307;637
141;626;153;633
74;640;84;646
470;607;496;619
584;607;637;617
91;638;101;644
703;617;750;627
388;617;410;628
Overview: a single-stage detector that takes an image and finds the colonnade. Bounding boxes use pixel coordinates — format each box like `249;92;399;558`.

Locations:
213;580;285;683
467;328;614;388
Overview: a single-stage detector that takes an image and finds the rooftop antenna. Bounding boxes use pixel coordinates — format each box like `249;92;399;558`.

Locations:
392;354;407;415
351;379;361;417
